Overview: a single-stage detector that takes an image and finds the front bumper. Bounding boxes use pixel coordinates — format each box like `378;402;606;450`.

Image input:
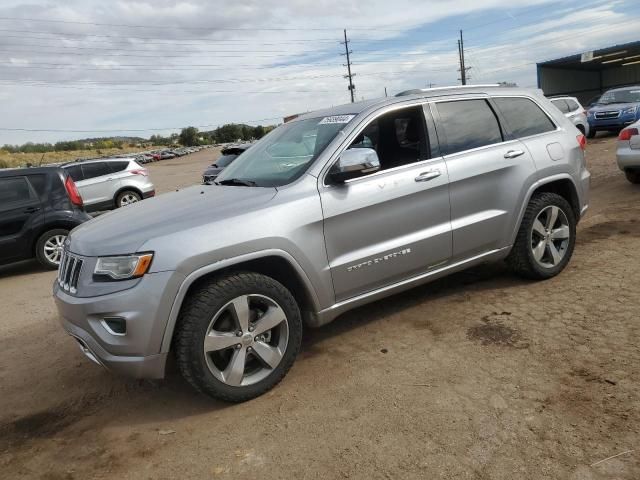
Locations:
53;270;184;379
589;115;637;131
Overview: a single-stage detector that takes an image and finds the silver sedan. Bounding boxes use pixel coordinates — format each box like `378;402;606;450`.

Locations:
617;120;640;184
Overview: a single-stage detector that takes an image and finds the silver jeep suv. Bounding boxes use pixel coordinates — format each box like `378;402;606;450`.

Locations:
54;86;590;402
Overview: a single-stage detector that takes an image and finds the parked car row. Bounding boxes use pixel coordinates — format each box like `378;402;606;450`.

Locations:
135;146;208;164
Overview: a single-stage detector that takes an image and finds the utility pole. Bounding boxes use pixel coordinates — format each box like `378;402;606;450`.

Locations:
458;30;471;85
341;29;356;103
384;87;388;97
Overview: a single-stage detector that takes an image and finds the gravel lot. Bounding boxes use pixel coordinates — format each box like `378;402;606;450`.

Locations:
1;136;638;479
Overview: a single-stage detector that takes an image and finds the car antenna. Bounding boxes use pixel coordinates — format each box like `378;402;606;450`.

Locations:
39;153;45;166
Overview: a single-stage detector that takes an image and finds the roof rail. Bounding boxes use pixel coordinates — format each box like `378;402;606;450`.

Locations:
395;84;502;97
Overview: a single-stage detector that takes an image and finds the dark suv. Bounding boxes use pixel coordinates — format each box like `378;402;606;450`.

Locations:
0;166;91;269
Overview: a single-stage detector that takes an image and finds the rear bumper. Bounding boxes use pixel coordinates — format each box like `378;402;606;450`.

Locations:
143;189;155;199
617;146;640;171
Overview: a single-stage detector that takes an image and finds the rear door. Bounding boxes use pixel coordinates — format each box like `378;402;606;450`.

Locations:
77;162;114;207
432;97;538;261
0;175;43;262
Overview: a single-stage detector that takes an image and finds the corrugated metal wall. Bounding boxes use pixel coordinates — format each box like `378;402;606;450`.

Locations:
538;64;640;105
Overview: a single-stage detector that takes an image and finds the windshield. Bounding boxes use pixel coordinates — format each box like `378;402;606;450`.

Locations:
215;115;354;187
596;88;640;105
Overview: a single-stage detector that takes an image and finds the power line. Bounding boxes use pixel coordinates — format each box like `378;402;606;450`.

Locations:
0;16;405;32
0;116;286;134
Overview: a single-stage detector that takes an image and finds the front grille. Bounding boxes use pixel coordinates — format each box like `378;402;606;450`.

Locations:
595;111;620;119
57;250;83;294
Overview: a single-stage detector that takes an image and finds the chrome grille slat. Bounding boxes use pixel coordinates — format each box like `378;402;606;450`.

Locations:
595;111;620;119
57;250;83;294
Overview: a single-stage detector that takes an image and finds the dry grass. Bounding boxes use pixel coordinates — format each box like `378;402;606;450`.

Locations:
0;146;164;169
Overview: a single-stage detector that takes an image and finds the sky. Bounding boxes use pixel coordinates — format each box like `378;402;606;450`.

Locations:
0;0;639;145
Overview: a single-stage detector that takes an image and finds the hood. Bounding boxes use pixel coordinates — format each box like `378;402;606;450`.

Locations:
68;185;277;256
589;102;638;113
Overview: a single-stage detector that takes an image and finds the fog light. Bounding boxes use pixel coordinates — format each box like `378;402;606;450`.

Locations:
102;316;126;335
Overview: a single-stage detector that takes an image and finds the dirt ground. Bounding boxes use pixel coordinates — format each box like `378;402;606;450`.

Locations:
0;136;638;480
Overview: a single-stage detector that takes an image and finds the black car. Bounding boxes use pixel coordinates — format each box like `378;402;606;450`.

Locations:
0;166;91;269
202;144;253;184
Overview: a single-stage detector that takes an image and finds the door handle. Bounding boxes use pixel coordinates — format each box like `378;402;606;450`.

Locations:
24;206;40;213
504;150;525;159
415;169;441;182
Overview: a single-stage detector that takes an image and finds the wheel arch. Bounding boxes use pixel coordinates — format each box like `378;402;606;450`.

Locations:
160;250;321;353
113;185;143;205
30;222;80;256
510;175;581;246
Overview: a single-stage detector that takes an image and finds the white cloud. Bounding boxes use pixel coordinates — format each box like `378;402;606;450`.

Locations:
0;0;636;144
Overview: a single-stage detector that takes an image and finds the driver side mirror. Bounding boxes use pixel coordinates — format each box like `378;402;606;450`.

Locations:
328;148;380;184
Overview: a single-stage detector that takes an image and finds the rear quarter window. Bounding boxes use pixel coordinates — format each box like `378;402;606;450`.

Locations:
65;165;83;181
551;99;570;114
108;161;130;173
566;99;580;111
436;99;503;155
493;97;556;139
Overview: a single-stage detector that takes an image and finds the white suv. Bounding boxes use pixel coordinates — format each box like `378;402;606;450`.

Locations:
550;96;590;136
62;158;155;212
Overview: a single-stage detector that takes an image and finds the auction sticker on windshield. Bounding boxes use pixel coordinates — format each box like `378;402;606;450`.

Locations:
319;115;355;124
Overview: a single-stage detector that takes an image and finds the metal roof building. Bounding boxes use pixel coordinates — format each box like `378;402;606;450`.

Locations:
537;40;640;104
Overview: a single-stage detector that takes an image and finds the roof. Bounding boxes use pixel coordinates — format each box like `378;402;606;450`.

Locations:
60;156;136;167
537;40;640;71
296;85;533;121
0;165;62;176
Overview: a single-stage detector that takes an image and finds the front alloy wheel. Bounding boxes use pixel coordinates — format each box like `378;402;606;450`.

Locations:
175;272;302;402
203;294;289;387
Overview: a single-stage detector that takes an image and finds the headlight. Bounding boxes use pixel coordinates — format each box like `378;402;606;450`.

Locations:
94;253;154;280
622;106;637;115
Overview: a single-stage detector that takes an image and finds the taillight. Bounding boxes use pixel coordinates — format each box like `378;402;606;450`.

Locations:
619;128;639;141
64;176;83;207
130;169;148;176
576;134;586;151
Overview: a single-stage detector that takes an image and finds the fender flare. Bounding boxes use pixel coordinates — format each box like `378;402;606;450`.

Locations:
159;249;320;353
509;173;581;245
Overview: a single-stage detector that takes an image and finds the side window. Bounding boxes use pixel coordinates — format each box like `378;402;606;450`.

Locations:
108;161;129;173
27;174;47;197
346;105;429;171
81;162;110;180
66;165;83;182
0;177;34;209
551;99;570;114
493;97;556;139
436;99;503;155
566;99;580;111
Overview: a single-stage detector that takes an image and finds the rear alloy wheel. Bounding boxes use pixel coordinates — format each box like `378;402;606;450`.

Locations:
625;170;640;184
116;190;141;207
507;193;576;280
35;228;68;269
175;272;302;402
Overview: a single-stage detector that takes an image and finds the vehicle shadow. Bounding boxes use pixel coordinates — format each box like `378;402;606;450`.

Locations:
302;262;530;350
0;259;49;279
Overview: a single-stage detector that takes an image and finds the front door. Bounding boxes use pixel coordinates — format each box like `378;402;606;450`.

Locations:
320;104;452;302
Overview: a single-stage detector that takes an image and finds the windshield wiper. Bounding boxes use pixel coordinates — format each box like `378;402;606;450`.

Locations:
215;178;258;187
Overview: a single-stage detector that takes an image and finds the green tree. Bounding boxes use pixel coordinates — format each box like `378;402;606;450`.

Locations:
179;126;199;146
253;125;265;139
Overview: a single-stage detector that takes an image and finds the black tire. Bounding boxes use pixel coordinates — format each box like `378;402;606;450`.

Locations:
625;170;640;184
586;128;596;139
175;272;303;402
576;124;585;135
506;193;576;280
116;190;141;208
35;228;68;270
